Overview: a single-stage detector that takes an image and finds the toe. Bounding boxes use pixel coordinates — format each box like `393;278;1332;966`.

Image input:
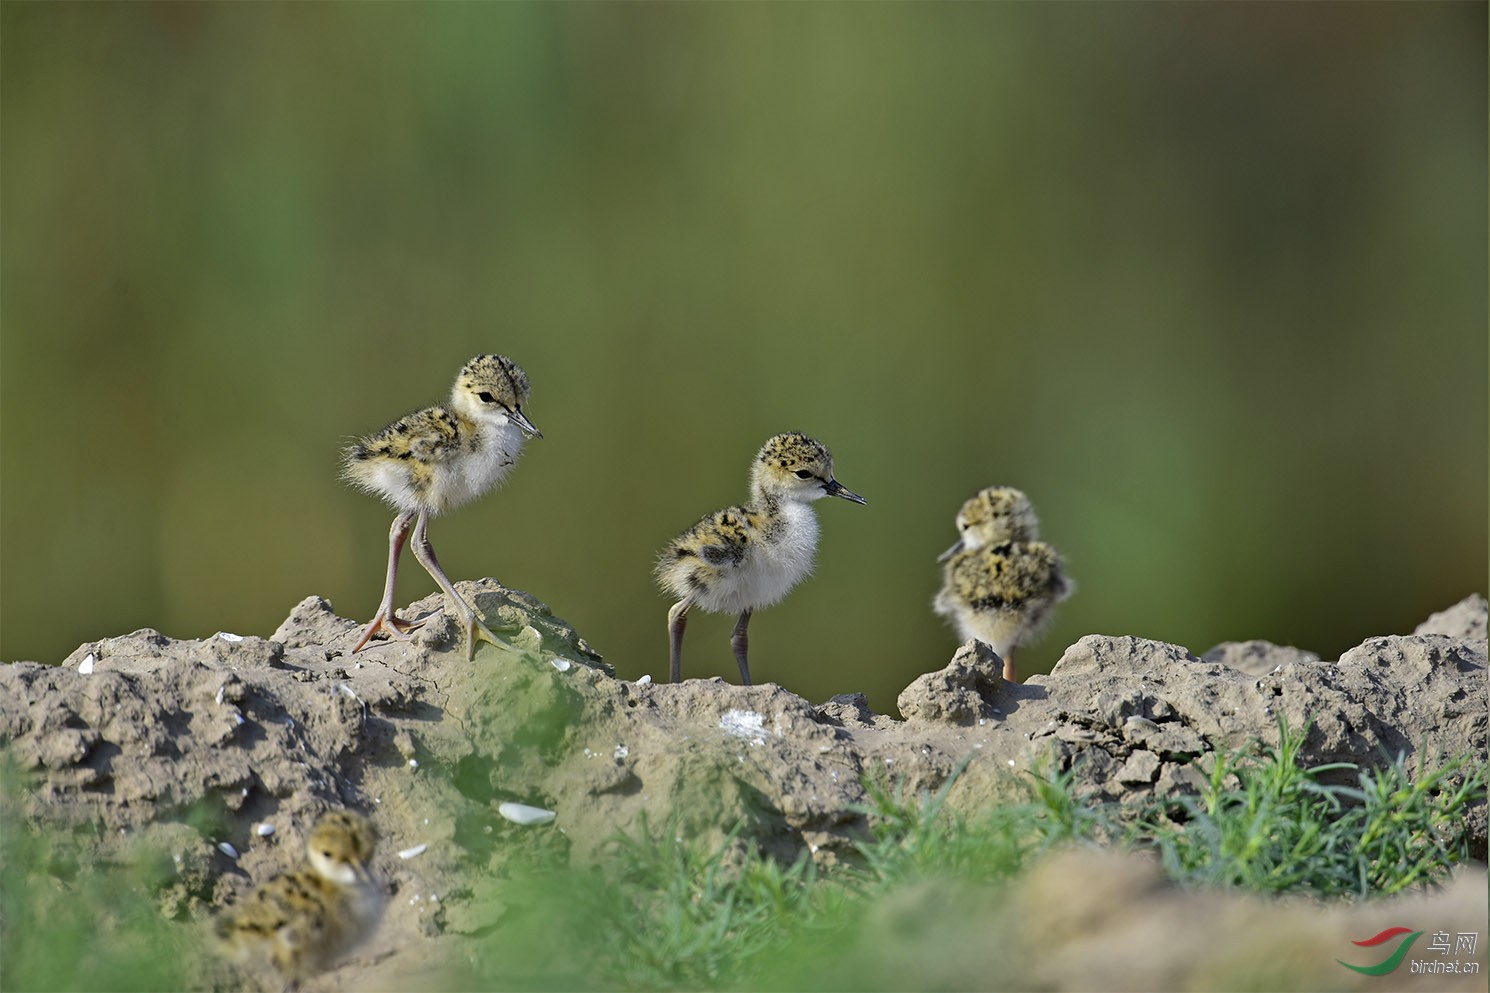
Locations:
463;619;502;661
351;613;424;653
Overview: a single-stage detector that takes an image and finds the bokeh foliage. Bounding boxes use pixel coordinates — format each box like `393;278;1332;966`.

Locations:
3;3;1485;710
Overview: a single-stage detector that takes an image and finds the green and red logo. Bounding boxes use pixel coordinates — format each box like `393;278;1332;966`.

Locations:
1338;927;1423;976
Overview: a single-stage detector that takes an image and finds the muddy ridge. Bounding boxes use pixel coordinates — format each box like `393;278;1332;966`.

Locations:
2;587;1485;990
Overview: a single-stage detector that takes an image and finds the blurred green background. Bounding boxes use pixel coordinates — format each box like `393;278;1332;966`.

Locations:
2;3;1485;713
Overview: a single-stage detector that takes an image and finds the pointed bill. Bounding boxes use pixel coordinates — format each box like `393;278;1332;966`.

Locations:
510;407;543;439
824;479;867;505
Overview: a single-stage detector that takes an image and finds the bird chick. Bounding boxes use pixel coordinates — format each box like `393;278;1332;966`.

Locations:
656;432;866;685
343;354;541;660
217;811;384;993
933;486;1071;683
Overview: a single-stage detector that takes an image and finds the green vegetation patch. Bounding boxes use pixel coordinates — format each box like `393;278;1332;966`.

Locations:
1133;717;1486;899
465;721;1485;991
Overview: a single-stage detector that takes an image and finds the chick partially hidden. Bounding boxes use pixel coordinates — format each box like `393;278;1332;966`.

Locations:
217;811;384;992
656;432;866;686
933;486;1072;683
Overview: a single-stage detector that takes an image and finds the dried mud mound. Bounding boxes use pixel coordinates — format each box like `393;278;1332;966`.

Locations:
2;587;1485;991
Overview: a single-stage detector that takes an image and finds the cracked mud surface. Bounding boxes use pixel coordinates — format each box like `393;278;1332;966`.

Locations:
2;586;1486;990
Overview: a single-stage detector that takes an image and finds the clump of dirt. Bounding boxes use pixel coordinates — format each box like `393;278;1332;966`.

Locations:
1;587;1484;990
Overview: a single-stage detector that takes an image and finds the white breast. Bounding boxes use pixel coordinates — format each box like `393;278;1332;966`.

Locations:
934;593;1019;659
344;880;386;936
319;880;385;968
706;502;820;614
428;418;526;513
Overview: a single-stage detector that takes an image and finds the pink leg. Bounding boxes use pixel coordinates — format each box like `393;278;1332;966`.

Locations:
409;510;499;661
350;510;422;653
730;610;753;686
667;597;692;683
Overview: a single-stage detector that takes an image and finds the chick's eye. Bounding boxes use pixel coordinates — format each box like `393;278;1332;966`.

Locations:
477;391;496;404
960;522;970;530
794;470;814;479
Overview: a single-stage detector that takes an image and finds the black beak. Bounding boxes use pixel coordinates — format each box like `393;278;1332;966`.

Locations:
937;538;965;563
824;479;867;505
511;407;543;439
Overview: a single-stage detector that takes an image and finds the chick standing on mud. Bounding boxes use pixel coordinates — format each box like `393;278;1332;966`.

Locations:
342;354;541;661
217;811;385;993
656;432;867;686
933;486;1071;683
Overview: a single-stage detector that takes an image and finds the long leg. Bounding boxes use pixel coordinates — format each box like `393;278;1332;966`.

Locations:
730;610;752;686
667;598;692;683
409;510;500;661
350;510;421;653
1002;646;1018;683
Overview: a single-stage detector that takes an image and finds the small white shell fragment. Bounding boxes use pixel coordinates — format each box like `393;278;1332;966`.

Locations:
215;632;244;642
719;709;766;746
408;759;419;769
78;653;95;675
217;842;240;859
498;802;557;826
232;712;245;726
550;657;572;672
636;674;652;686
613;745;629;760
398;843;428;860
255;823;275;837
